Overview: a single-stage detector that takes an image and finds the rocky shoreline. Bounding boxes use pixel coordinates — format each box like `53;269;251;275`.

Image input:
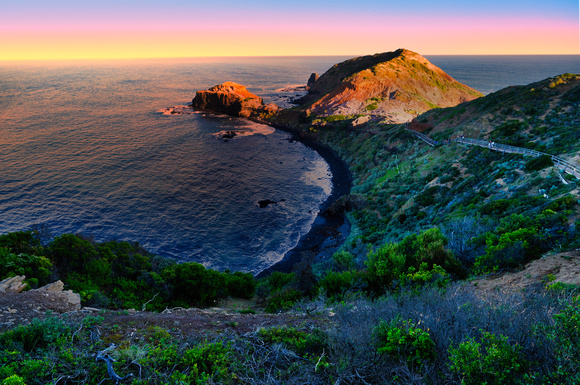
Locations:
256;128;352;278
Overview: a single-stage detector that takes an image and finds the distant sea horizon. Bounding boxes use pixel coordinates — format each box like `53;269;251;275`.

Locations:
0;54;579;273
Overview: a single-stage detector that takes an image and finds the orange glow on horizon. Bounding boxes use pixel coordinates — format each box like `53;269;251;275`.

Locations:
0;14;578;61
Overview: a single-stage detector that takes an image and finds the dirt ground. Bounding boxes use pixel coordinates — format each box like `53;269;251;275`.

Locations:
470;250;580;292
0;292;324;341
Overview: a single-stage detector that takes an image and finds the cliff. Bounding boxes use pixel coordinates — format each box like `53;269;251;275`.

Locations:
192;81;281;119
300;49;482;123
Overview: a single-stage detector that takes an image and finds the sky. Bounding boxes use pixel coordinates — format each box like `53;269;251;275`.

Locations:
0;0;578;61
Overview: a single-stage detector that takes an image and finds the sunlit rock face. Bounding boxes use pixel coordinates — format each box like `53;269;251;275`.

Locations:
302;49;483;123
192;81;280;119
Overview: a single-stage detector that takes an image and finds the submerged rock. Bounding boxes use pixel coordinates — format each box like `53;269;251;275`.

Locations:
258;199;286;208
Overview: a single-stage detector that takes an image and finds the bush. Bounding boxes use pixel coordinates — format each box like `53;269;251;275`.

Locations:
525;155;554;172
162;262;227;307
0;317;70;352
179;342;232;384
0;231;42;255
225;271;256;299
448;331;527;385
374;318;435;368
0;249;52;287
258;326;327;357
552;295;580;365
1;375;26;385
320;270;366;299
265;288;302;313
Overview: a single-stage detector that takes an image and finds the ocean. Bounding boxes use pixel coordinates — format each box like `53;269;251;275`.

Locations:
0;55;578;273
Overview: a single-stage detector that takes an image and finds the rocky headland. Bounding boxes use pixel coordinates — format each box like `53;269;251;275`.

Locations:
295;48;482;123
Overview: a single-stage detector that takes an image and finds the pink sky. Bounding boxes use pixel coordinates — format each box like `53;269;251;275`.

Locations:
1;1;578;60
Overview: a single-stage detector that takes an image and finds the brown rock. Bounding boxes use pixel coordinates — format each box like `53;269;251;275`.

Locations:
38;280;65;292
307;73;319;89
192;81;280;120
32;280;81;311
352;115;371;126
0;276;27;294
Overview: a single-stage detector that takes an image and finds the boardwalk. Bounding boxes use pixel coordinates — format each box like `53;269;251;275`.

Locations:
404;126;580;180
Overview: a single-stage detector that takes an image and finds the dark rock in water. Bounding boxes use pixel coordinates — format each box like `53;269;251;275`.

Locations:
307;73;319;89
221;131;237;139
258;198;285;208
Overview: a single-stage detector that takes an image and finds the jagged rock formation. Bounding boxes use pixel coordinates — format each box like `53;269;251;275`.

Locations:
0;276;81;311
192;81;280;120
307;73;319;89
0;276;27;293
301;49;482;123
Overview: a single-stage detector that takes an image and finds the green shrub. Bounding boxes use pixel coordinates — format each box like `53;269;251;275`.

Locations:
258;326;327;357
265;288;302;313
448;331;527;385
162;262;227;307
475;227;542;272
267;272;295;292
366;243;406;291
320;270;365;298
491;120;527;138
180;341;232;384
323;115;347;123
552;295;580;364
374;318;435;368
0;317;70;352
0;231;42;255
225;271;255;299
525;155;554;172
547;195;577;212
1;375;26;385
0;249;52;287
480;198;514;215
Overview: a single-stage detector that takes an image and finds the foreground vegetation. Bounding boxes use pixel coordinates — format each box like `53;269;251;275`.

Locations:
1;284;579;384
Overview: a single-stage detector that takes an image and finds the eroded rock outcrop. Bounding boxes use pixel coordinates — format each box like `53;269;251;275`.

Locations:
0;276;27;294
301;49;483;123
192;81;281;120
307;73;319;89
0;276;81;312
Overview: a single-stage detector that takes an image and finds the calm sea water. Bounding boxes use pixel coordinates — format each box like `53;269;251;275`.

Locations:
0;55;578;273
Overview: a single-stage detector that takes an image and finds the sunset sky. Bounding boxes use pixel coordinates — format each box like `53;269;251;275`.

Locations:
1;0;578;61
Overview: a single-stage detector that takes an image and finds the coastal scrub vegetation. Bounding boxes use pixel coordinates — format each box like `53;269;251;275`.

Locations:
1;285;579;384
0;231;255;311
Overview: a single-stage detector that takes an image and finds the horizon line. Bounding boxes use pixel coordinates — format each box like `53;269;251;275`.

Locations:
1;52;580;64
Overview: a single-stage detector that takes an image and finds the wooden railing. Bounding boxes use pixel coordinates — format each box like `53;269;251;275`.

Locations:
403;125;580;179
404;125;438;147
453;137;580;179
